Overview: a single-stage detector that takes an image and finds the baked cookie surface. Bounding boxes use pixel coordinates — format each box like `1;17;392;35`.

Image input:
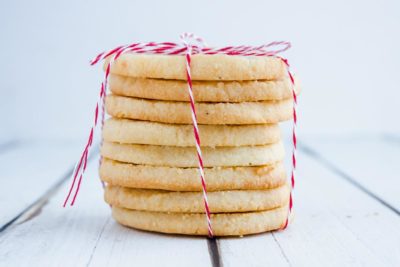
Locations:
112;205;288;236
105;184;289;213
109;74;297;102
105;54;286;81
106;95;293;124
103;118;280;147
100;159;287;191
101;141;285;167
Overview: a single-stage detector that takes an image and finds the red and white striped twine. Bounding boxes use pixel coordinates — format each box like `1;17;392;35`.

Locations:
63;33;297;237
180;33;213;236
279;57;297;230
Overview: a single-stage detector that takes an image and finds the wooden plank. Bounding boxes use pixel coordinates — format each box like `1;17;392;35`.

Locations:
218;234;290;267
0;140;81;228
2;138;399;266
0;151;212;267
87;221;212;267
218;145;400;267
302;136;400;212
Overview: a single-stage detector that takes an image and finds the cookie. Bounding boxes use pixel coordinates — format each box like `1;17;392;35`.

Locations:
109;74;299;102
105;184;289;213
112;205;288;236
103;118;280;147
106;95;293;124
101;141;285;167
104;54;286;81
100;159;286;191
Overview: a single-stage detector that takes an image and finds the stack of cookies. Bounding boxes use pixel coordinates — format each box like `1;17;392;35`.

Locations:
99;54;297;236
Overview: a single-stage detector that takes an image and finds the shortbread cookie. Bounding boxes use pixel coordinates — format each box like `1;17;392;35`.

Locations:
105;184;289;213
101;141;285;167
103;118;280;147
105;54;286;81
100;159;286;191
112;205;288;236
109;74;299;102
106;95;293;124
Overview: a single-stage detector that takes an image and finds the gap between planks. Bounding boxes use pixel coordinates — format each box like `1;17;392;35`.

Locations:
207;238;222;267
4;138;399;266
298;141;400;216
0;144;223;267
0;139;398;266
0;145;99;234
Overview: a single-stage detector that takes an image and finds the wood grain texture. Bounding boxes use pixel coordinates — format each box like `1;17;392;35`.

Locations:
272;150;400;266
0;137;399;266
218;146;400;267
0;141;80;227
302;136;400;212
0;151;212;267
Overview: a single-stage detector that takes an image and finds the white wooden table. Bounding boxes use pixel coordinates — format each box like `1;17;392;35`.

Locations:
0;135;399;267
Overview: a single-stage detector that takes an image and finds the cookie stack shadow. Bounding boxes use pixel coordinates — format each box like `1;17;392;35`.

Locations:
99;54;297;236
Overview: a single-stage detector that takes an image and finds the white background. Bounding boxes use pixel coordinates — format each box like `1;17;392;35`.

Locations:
1;0;399;142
